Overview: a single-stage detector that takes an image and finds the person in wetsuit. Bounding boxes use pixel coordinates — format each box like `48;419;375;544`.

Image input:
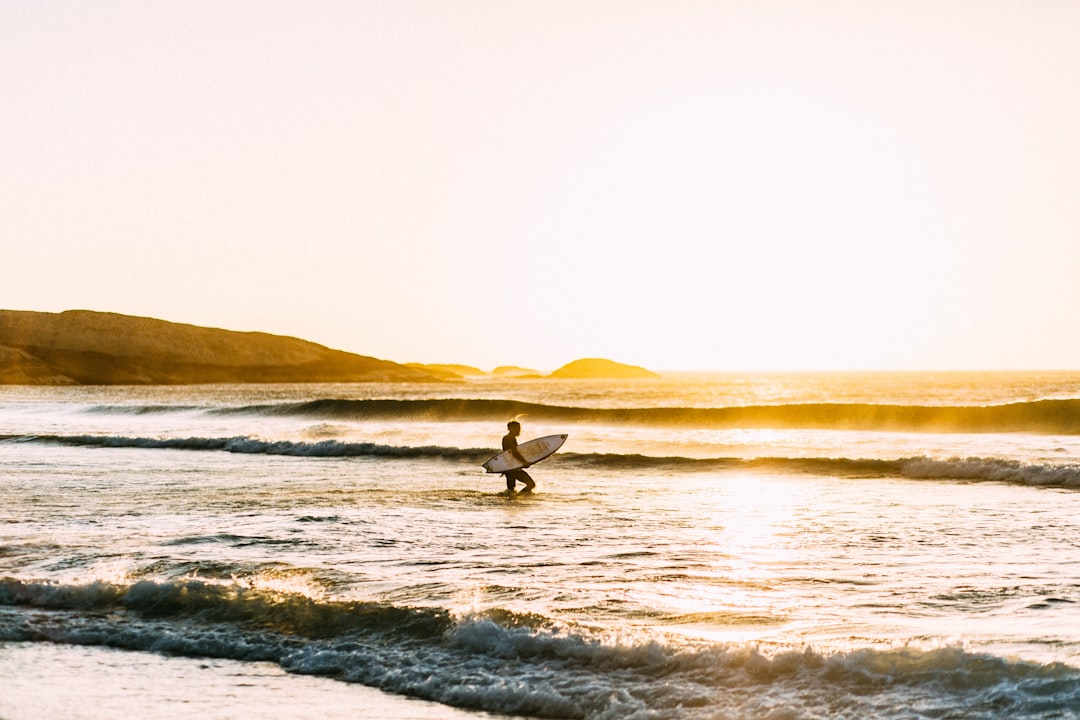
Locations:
501;420;535;494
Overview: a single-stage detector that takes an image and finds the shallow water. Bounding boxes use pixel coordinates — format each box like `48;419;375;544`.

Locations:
3;373;1080;718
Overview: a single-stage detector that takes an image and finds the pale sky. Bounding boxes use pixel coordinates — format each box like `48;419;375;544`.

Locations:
4;1;1079;371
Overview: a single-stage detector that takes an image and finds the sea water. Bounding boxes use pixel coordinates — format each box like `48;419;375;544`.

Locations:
2;373;1079;719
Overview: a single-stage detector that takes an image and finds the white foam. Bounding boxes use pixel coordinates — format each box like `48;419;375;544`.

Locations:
3;579;1079;719
902;456;1080;486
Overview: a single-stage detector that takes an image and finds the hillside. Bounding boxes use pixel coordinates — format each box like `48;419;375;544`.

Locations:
0;310;438;385
549;358;660;379
492;365;542;378
406;363;488;379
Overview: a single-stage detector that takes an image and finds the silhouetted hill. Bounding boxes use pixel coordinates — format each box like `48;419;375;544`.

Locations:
549;358;660;379
492;365;542;378
0;310;438;385
407;363;488;379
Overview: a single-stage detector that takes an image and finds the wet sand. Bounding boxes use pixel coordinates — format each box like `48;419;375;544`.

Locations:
0;642;509;720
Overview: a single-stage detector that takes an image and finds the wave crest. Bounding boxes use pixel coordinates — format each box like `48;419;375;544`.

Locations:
78;397;1080;434
900;457;1080;486
6;433;1080;488
4;433;490;461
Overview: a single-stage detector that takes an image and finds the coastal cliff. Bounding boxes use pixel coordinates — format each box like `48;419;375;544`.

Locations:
0;310;437;385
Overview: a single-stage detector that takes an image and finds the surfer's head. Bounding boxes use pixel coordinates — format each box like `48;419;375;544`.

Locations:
507;420;521;435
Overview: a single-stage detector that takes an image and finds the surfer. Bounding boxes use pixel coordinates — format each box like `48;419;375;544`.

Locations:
501;420;536;494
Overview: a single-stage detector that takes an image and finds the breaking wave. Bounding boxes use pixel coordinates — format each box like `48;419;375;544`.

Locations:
1;577;1076;720
82;397;1080;434
5;433;1080;488
1;433;490;460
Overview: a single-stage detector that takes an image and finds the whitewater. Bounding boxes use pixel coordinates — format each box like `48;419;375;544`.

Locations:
2;372;1080;719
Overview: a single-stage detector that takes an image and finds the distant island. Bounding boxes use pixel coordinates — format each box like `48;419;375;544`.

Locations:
415;359;660;379
549;358;660;379
414;360;656;382
0;310;439;385
492;365;543;378
0;309;661;385
406;363;488;380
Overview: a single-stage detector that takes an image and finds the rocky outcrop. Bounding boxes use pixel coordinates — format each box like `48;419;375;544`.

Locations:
0;310;438;385
548;358;659;379
406;363;489;379
492;366;543;379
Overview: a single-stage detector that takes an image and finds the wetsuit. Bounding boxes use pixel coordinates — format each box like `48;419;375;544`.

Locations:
502;432;535;492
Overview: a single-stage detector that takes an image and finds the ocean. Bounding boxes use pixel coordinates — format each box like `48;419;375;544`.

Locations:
2;372;1079;719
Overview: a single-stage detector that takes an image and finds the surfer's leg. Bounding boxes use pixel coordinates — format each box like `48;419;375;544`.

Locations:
518;469;535;494
505;472;516;493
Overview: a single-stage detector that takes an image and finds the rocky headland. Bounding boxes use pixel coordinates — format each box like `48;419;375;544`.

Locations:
0;310;661;385
0;310;438;385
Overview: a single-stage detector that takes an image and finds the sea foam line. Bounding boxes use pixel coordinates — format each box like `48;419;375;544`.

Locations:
5;433;1080;488
2;433;490;460
1;577;1077;720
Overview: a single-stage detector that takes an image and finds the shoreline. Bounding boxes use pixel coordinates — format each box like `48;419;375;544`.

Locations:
0;641;510;720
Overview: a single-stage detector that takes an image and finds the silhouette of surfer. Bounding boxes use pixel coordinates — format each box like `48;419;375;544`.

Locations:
501;420;535;494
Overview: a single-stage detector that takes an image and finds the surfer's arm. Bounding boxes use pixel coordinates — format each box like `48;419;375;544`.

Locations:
504;435;530;467
511;449;531;468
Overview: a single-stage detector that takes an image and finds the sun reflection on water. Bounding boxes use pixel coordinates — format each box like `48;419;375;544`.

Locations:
628;472;816;644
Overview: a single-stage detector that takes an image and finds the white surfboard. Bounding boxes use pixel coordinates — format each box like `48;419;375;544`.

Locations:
482;434;568;473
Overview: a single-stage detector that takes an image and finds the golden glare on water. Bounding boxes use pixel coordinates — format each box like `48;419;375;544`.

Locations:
625;473;806;645
243;569;331;602
4;373;1080;718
